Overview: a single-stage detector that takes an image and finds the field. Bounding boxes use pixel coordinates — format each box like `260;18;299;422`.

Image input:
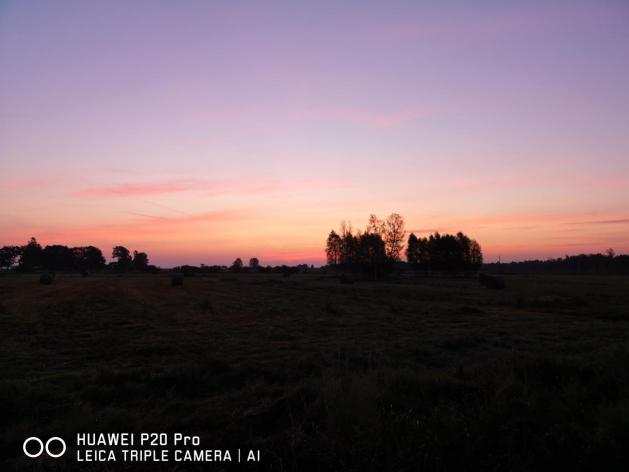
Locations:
2;272;629;471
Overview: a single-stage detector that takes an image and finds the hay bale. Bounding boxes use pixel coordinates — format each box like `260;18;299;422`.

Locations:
80;269;89;277
40;272;55;285
479;273;506;290
171;272;184;286
339;273;355;284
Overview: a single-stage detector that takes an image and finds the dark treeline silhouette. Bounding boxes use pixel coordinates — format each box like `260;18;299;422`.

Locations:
326;214;405;280
111;245;152;272
406;231;483;274
0;237;155;273
326;213;483;279
173;261;314;277
483;250;629;275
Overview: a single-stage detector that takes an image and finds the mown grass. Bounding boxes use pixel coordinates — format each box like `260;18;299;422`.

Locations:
1;273;628;471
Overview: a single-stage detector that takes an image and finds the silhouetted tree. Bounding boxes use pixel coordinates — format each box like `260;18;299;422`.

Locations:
357;232;387;279
326;218;393;279
328;215;483;278
325;230;342;266
468;240;483;270
384;213;405;261
367;214;385;237
132;251;149;270
112;246;132;270
406;233;418;266
42;245;75;270
0;246;20;270
249;257;260;268
73;246;106;270
406;231;483;274
367;213;405;260
432;233;462;272
416;236;430;269
231;257;243;272
340;223;359;266
19;237;43;271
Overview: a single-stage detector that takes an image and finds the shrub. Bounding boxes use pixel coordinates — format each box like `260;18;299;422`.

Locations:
39;272;55;285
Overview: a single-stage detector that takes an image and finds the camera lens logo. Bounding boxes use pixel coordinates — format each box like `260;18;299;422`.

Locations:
23;437;66;458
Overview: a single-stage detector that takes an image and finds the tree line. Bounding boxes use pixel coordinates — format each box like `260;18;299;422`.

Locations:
325;213;483;278
0;238;312;275
0;237;153;272
406;231;482;273
483;250;629;275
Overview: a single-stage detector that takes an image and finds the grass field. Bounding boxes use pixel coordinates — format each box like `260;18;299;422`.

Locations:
2;272;629;471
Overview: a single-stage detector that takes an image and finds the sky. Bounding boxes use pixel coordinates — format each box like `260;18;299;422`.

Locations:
1;0;628;267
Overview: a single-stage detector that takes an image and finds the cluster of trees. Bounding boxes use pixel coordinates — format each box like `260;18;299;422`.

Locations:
406;231;482;273
111;246;151;271
0;237;152;272
0;238;106;271
326;214;483;278
325;214;406;279
230;257;260;272
483;250;629;275
228;257;311;275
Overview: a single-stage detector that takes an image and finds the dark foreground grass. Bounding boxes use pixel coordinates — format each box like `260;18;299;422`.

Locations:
1;273;629;471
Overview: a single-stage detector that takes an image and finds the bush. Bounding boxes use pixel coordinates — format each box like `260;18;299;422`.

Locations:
39;272;55;285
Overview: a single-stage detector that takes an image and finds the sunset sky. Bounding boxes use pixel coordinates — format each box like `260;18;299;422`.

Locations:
1;0;628;267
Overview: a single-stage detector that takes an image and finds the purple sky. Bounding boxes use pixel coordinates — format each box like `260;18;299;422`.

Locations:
1;0;628;266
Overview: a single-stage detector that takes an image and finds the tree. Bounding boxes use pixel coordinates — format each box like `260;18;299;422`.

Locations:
417;237;430;268
406;233;418;265
357;232;387;279
326;214;406;274
340;226;359;266
384;213;405;261
231;257;243;272
326;214;482;278
469;240;483;269
73;246;106;270
249;257;260;268
112;246;132;270
325;219;392;279
408;231;483;274
133;251;149;270
41;245;74;270
366;214;385;237
19;237;43;271
0;246;20;270
325;230;342;266
430;233;461;272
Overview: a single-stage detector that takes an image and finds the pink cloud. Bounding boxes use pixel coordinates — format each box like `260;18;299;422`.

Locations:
74;179;206;197
74;178;281;198
565;218;629;226
127;209;252;226
72;176;351;199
